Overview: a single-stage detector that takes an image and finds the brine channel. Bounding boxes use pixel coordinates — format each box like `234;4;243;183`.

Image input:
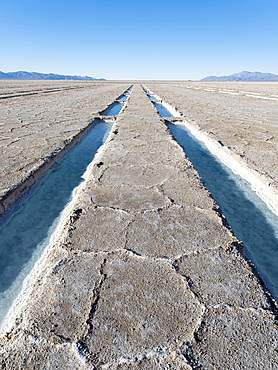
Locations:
103;102;124;116
0;120;113;325
167;121;278;300
153;102;173;117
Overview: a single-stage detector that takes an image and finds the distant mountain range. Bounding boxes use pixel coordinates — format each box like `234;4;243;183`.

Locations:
0;71;105;80
201;71;278;81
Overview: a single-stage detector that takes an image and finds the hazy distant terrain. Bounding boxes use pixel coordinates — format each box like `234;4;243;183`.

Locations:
0;71;104;80
202;71;278;81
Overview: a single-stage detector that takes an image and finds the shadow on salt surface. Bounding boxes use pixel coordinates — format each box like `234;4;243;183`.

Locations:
167;121;278;301
0;120;113;325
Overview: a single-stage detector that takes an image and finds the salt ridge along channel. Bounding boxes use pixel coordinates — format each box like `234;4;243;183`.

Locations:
145;87;278;301
0;119;114;327
102;89;131;116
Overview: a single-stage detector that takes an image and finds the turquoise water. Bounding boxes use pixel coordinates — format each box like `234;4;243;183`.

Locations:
148;95;157;102
0;120;113;324
153;102;173;117
118;94;128;101
103;102;124;116
167;122;278;300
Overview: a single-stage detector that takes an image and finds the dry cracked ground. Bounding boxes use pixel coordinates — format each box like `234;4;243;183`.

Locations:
0;82;278;369
146;81;278;196
0;81;129;213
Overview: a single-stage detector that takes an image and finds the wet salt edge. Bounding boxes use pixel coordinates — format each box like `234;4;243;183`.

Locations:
0;122;115;334
144;86;278;217
145;86;278;296
179;119;278;217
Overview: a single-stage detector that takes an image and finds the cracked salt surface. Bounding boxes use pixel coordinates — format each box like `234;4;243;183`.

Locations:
167;121;278;300
0;120;113;327
143;86;278;299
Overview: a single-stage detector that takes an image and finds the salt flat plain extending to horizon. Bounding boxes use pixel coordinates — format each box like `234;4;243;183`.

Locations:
1;80;277;208
147;81;278;189
0;80;129;213
0;80;278;368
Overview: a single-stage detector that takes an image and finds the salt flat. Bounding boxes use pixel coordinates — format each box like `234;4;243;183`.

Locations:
147;81;278;199
0;81;129;214
0;84;277;369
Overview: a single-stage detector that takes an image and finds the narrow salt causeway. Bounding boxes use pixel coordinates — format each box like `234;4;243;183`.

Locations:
166;121;278;300
0;119;114;326
143;86;278;299
1;84;277;368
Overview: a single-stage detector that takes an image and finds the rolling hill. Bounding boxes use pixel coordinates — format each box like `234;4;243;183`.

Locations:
201;71;278;81
0;71;105;80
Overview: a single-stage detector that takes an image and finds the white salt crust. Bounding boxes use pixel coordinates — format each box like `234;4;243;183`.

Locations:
0;121;115;334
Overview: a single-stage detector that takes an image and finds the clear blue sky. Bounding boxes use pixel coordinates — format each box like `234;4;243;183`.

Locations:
1;0;277;80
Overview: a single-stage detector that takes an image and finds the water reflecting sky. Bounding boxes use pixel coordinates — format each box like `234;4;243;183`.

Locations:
167;122;278;300
0;120;113;324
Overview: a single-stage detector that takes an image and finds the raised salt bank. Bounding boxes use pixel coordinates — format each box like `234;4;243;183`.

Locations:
146;82;278;212
1;85;278;368
0;82;129;215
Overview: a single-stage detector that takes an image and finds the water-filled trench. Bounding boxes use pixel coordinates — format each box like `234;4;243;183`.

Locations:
0;119;113;325
147;94;158;102
146;89;278;300
167;122;278;299
118;94;129;101
103;101;124;116
103;87;132;115
153;102;173;117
